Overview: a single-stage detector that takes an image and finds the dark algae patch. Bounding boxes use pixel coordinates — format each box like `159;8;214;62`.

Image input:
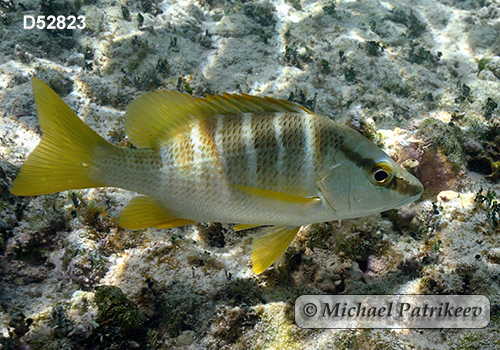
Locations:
159;282;201;337
89;285;147;348
475;188;500;231
417;118;463;172
94;285;144;333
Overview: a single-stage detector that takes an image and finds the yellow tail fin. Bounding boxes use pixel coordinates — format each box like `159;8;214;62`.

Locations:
10;77;112;196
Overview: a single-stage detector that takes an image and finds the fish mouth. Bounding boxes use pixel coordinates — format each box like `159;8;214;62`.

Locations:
395;174;424;202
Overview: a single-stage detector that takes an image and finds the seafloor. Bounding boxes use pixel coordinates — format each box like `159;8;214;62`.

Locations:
1;0;500;349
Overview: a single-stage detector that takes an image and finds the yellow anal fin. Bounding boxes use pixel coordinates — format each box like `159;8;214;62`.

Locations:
252;226;300;274
233;224;262;231
119;196;194;230
231;184;320;205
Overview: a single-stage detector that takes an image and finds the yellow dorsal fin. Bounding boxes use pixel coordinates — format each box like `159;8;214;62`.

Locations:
231;184;320;205
119;196;194;230
252;226;300;274
125;90;314;149
233;224;262;231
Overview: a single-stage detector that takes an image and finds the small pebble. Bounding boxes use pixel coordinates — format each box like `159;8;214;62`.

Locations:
437;190;458;202
488;248;500;264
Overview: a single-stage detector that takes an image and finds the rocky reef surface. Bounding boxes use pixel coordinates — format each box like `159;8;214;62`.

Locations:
1;0;500;348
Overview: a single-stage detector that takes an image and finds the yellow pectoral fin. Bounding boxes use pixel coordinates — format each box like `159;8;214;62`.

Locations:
251;226;300;274
231;184;320;205
119;196;194;230
233;224;262;231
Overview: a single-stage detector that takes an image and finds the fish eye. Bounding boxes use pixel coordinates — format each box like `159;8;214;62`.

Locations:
369;162;394;186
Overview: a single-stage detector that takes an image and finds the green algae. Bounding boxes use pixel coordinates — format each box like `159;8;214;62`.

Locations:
334;220;391;262
475;188;500;230
212;306;260;345
159;282;201;337
94;285;143;333
36;69;73;97
253;302;302;350
218;278;263;306
417;118;463;171
451;331;497;350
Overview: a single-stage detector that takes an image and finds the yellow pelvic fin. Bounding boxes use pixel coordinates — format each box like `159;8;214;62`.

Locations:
125;90;314;149
119;196;194;230
10;77;112;196
233;224;262;231
252;226;300;274
231;184;320;205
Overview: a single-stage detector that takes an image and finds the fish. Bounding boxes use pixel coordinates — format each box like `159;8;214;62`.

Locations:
10;78;423;274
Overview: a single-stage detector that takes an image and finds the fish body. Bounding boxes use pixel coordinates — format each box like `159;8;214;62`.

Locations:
11;78;423;274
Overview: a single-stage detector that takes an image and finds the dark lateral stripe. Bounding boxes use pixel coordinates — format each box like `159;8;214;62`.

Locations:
396;175;422;196
222;116;248;185
253;114;279;186
280;113;307;190
337;133;377;170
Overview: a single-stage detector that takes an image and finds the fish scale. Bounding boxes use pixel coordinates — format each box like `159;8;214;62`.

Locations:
141;112;323;223
193;113;314;193
10;78;423;274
